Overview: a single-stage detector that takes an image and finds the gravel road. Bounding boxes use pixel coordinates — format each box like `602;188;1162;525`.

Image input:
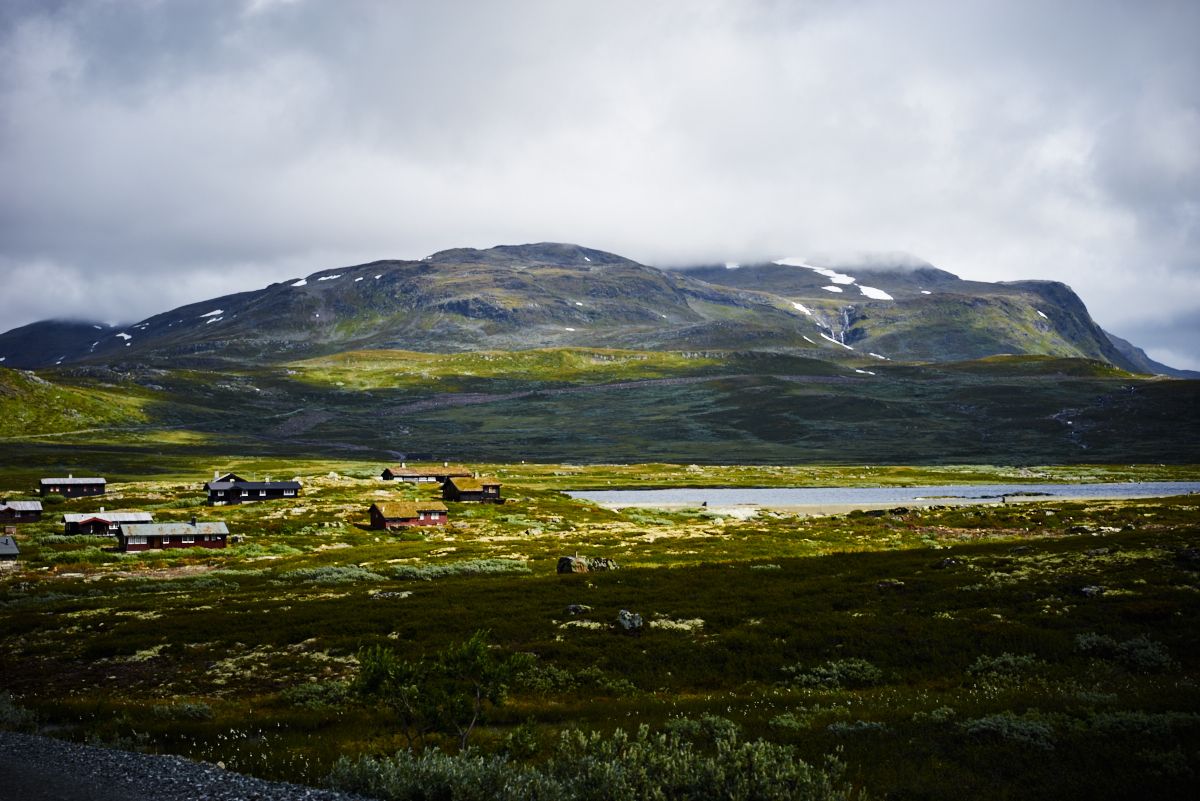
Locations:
0;731;366;801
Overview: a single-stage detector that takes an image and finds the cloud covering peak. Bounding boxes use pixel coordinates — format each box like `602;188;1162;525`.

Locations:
1;0;1197;368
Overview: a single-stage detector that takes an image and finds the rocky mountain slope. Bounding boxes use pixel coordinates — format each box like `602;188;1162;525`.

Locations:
0;243;1187;375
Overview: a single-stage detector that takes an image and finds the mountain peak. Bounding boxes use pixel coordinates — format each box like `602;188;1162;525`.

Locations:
425;242;635;269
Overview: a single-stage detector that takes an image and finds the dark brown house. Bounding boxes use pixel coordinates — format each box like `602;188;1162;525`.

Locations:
39;476;106;498
0;500;43;524
369;501;449;529
62;509;153;535
118;520;229;552
204;473;301;505
443;476;502;503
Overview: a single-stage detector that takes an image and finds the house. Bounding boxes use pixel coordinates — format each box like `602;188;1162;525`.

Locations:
443;476;502;503
62;509;153;536
204;471;301;505
381;463;473;483
39;476;106;498
368;501;449;529
0;500;43;524
0;536;18;560
118;520;229;552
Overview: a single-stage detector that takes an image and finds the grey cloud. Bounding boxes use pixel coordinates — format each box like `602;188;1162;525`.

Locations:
0;0;1197;369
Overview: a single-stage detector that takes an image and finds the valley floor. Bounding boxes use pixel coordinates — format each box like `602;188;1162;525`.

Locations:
1;461;1198;800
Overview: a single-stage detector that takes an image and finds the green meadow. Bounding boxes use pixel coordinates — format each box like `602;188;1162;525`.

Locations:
2;461;1199;799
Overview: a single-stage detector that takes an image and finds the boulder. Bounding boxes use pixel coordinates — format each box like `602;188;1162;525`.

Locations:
617;609;643;633
565;604;592;615
586;557;618;571
557;556;589;574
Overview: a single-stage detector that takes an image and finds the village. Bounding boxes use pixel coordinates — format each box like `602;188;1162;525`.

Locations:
0;462;504;560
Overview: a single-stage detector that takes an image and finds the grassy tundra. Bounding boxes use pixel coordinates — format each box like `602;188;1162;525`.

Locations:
1;461;1198;800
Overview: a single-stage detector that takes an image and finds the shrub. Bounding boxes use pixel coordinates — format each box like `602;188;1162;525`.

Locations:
966;652;1044;685
827;720;888;735
391;559;530;581
961;711;1056;750
782;658;883;689
328;725;856;801
281;681;351;710
517;661;637;697
280;565;385;585
0;692;36;731
1114;636;1177;673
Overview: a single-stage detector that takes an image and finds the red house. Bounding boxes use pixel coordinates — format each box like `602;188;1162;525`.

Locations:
369;501;448;529
0;500;43;524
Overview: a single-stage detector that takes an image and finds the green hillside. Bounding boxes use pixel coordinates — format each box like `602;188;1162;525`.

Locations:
0;367;148;437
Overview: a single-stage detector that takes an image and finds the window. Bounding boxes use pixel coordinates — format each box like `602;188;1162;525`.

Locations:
216;490;225;497
259;490;266;497
127;536;146;545
284;489;295;496
182;535;194;543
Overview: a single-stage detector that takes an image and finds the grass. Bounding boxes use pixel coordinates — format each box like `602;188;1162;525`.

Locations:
1;461;1198;799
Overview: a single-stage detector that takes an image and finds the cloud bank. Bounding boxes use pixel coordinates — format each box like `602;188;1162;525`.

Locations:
1;0;1197;368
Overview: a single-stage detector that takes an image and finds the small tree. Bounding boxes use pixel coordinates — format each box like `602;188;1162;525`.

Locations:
356;630;531;749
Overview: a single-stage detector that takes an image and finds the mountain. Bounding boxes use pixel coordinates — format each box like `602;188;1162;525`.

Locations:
0;243;1176;374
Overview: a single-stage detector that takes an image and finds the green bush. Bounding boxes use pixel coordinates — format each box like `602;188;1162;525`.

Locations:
965;652;1044;685
281;681;351;710
0;692;36;731
782;658;883;689
280;565;385;584
391;559;530;581
961;711;1056;750
328;724;856;801
150;701;213;721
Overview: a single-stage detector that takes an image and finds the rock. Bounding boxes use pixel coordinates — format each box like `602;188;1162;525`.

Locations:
525;527;544;536
1079;585;1106;598
876;579;906;591
1085;547;1110;557
1010;545;1033;554
586;557;618;571
889;507;910;515
565;604;592;615
932;557;962;569
617;609;643;633
1068;524;1095;534
557;556;588;574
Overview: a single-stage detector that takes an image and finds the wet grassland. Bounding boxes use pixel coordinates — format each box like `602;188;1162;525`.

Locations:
1;464;1199;799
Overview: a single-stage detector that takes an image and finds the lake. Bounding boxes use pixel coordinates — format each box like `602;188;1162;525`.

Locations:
566;482;1200;509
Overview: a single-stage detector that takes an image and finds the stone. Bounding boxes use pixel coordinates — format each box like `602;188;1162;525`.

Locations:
932;557;962;569
557;556;588;574
617;609;643;633
876;579;905;591
1080;585;1106;598
586;557;618;571
565;604;592;615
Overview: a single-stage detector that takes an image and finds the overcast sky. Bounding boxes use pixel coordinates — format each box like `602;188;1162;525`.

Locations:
2;0;1197;369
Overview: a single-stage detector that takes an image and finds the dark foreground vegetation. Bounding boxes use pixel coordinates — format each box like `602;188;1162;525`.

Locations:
1;461;1198;800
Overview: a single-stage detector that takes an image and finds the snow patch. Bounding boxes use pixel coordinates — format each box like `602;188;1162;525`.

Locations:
920;290;932;295
374;274;382;279
868;352;889;360
802;335;816;344
725;261;740;270
1036;310;1048;319
354;277;364;282
820;333;854;350
199;309;224;318
115;333;132;341
583;256;591;262
821;285;844;293
92;325;104;330
205;317;223;325
858;285;893;300
0;357;5;362
291;279;308;287
791;302;813;315
855;369;876;376
89;341;99;351
775;258;856;284
564;327;576;331
317;274;342;281
575;301;583;306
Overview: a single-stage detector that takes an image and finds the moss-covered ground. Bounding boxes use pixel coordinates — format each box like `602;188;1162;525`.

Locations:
2;461;1198;800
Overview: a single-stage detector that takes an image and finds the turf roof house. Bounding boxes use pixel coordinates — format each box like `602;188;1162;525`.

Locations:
118;519;229;552
204;472;302;506
443;476;502;503
0;500;43;524
368;501;449;529
62;509;153;536
39;475;105;498
381;463;473;483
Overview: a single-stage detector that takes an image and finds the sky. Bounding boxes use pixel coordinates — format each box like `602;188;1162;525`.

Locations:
1;0;1198;369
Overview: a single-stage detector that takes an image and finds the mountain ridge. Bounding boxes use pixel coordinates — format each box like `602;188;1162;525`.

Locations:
0;242;1192;376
